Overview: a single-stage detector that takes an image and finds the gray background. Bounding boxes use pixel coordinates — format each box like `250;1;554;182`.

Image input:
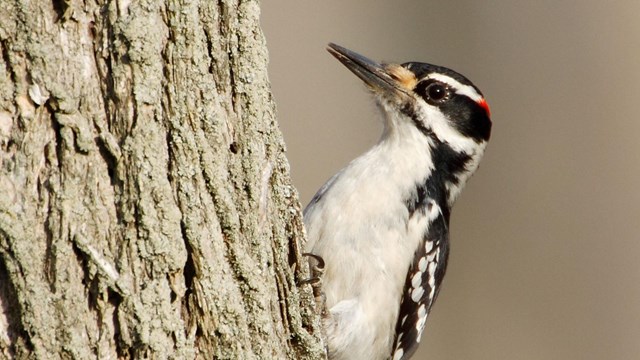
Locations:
262;2;640;359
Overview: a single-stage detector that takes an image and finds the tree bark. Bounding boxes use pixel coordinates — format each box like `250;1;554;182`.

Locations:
0;0;324;358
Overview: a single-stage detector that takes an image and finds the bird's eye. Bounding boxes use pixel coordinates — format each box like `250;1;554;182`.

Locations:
415;80;451;105
425;83;448;102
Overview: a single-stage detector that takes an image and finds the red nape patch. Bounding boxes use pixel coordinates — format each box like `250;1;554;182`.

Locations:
477;98;491;117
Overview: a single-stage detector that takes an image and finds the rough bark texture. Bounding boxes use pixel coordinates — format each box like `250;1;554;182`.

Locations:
0;0;324;358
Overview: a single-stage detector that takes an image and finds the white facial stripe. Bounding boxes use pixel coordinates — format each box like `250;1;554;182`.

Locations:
418;103;478;153
425;73;483;103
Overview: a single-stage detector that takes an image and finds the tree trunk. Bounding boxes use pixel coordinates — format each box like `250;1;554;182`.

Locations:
0;0;324;358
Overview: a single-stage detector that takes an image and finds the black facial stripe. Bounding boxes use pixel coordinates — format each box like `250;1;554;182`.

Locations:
432;141;473;185
404;140;471;218
440;95;492;142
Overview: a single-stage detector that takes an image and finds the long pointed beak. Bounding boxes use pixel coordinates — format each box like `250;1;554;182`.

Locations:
327;43;412;98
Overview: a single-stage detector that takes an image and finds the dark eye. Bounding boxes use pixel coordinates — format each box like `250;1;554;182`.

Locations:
425;82;449;102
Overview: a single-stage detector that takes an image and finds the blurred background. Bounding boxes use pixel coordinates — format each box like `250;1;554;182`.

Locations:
262;2;640;359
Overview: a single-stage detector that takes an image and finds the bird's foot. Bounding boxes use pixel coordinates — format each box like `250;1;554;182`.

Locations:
300;252;327;316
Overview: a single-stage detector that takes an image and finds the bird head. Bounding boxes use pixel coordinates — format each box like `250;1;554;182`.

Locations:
327;43;492;204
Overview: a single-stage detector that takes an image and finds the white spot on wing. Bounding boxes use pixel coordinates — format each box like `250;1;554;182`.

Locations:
425;241;433;253
411;271;422;288
416;313;428;341
418;256;427;271
427;262;436;281
393;349;404;360
411;286;424;302
418;304;427;318
416;304;429;341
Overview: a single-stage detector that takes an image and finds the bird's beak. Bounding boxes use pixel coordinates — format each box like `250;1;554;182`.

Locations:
327;43;414;99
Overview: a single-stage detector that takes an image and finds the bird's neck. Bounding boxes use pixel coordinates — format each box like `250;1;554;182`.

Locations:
378;119;482;212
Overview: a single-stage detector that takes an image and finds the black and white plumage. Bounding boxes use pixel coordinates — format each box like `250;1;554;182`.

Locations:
303;44;492;360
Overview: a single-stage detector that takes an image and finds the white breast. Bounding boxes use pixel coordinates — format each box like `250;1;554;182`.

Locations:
304;120;435;360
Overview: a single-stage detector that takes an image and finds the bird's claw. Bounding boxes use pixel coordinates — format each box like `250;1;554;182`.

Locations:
300;252;327;315
300;253;325;284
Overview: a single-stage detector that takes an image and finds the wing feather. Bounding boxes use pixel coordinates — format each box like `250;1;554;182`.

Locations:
391;202;450;360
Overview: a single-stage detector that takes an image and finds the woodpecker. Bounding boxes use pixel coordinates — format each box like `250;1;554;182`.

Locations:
303;44;492;360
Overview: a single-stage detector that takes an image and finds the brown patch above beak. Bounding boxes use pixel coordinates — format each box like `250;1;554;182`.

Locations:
384;64;417;92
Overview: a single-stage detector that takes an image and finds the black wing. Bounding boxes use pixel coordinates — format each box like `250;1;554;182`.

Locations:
390;205;450;360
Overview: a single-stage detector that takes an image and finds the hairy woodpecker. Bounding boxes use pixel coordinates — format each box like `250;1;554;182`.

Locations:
303;44;492;360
